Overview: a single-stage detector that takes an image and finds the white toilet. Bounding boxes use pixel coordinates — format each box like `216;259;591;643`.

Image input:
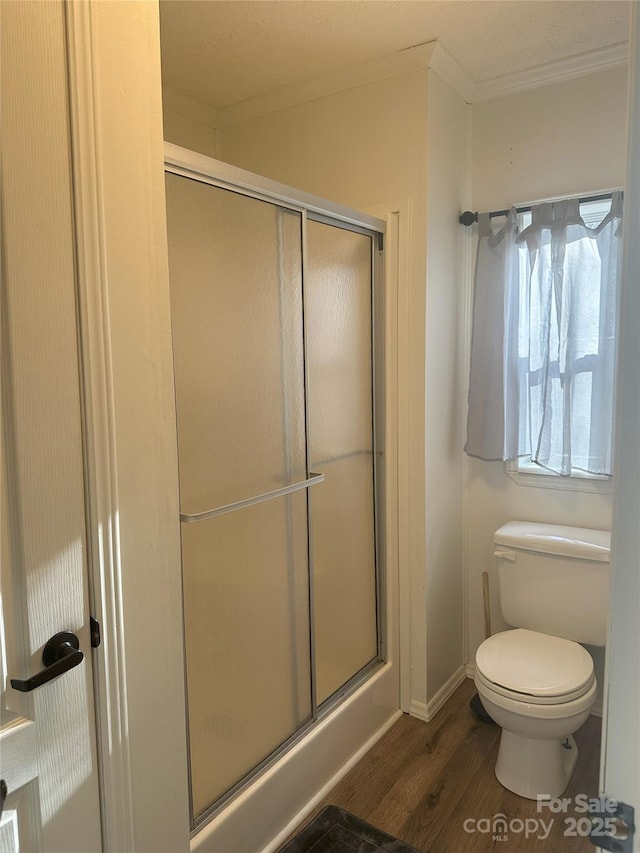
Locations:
474;521;610;800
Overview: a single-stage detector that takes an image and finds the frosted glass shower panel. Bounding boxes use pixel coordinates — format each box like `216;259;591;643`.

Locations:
165;164;383;819
306;221;378;704
181;493;312;818
165;173;306;514
165;174;312;819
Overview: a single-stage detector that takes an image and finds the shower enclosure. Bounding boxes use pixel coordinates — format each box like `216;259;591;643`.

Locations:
164;146;385;830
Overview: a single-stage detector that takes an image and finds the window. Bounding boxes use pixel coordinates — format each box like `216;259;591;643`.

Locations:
512;199;615;483
465;193;623;482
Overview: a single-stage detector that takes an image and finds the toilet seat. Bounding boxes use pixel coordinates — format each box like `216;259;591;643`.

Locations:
476;629;595;704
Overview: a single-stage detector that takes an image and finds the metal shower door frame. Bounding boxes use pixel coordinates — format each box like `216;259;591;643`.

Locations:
164;143;387;831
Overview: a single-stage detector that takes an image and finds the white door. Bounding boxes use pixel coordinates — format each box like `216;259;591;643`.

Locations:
0;1;103;850
601;4;640;850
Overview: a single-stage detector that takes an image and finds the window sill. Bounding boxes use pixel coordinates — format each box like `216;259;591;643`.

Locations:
505;460;613;494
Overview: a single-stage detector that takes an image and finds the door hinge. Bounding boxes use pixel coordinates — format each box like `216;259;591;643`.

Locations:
90;616;101;648
589;798;634;852
377;232;384;252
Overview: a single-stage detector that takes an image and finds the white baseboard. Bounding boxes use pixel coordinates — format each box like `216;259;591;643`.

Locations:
465;663;475;678
263;708;403;853
408;699;430;722
408;665;468;723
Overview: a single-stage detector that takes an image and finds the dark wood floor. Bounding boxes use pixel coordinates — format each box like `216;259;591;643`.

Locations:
281;678;601;852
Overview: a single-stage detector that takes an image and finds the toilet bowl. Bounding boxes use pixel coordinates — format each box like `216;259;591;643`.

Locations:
475;628;597;799
476;521;609;800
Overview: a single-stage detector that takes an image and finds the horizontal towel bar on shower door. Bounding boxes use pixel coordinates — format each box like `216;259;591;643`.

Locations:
180;473;326;524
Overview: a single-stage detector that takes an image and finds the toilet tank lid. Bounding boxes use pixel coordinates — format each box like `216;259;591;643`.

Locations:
494;521;610;562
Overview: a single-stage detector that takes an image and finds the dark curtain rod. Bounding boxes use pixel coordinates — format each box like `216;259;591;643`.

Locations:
458;191;619;226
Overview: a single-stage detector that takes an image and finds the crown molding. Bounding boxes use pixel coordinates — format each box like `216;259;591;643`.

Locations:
472;42;628;102
164;40;629;131
162;86;220;128
428;43;475;103
218;42;437;128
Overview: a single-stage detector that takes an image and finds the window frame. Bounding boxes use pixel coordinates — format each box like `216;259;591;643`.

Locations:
506;457;613;492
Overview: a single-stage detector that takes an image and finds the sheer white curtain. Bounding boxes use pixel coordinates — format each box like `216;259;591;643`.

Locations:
465;193;623;476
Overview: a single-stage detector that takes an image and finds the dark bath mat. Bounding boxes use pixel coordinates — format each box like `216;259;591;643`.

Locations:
279;805;422;853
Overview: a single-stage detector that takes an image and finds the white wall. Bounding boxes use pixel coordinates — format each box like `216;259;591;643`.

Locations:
424;72;469;704
473;66;628;211
466;67;629;689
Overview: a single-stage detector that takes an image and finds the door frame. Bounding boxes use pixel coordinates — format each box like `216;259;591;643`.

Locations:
64;3;190;850
66;1;640;850
64;3;402;850
600;1;640;835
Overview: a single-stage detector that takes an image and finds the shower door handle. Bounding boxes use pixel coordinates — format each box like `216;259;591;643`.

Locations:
180;473;325;523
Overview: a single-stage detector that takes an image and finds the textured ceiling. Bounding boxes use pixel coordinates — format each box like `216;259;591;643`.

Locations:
159;0;630;109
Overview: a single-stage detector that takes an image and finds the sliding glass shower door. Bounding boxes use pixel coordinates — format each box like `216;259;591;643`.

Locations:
165;163;382;827
306;221;378;704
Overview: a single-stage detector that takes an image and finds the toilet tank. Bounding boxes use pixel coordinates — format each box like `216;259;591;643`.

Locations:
494;521;610;646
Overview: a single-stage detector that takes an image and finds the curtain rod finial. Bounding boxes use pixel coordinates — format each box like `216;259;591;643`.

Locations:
459;210;478;226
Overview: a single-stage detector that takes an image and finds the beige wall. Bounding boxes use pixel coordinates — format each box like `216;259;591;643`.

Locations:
163;106;220;158
219;67;470;710
466;67;628;690
220;69;430;709
220;69;429;213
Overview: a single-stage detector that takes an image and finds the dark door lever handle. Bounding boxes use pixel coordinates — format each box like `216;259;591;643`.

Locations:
10;631;84;693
